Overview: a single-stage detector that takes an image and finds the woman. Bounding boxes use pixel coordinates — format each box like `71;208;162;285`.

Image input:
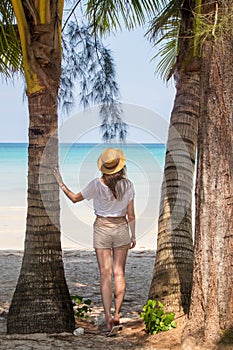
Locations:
53;148;136;333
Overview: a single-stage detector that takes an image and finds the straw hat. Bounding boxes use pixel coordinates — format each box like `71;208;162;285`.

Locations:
97;148;126;174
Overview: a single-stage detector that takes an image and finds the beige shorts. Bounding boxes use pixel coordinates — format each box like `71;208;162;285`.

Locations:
93;216;131;249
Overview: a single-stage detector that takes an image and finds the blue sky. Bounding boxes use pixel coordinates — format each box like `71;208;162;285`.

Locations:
0;27;176;143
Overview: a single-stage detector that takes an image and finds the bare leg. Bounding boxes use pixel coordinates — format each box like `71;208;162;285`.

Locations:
112;247;129;324
95;248;114;329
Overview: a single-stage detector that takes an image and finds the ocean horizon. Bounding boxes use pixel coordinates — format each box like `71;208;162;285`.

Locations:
0;142;166;250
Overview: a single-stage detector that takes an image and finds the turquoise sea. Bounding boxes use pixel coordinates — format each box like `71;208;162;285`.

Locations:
0;143;166;250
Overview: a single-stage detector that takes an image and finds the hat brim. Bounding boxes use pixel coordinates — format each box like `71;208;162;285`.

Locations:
97;149;126;174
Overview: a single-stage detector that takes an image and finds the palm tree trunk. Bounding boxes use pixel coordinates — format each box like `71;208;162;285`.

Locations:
149;68;200;315
183;14;233;344
7;1;75;334
7;92;75;334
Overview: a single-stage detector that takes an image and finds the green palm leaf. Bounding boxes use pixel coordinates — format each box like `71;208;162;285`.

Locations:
0;0;23;77
86;0;162;35
147;0;182;80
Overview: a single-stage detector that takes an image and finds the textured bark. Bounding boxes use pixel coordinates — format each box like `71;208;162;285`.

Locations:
183;5;233;344
7;93;75;334
148;0;202;316
149;69;200;315
7;1;75;334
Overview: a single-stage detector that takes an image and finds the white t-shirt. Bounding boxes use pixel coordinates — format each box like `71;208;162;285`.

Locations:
81;178;135;217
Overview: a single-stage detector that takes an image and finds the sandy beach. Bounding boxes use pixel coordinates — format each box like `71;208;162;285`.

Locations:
0;250;222;350
0;249;155;320
0;249;166;349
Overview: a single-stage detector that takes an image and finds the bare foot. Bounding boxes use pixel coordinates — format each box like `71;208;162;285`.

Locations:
106;316;114;330
113;316;120;326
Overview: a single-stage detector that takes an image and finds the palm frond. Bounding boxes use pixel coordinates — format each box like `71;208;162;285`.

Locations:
0;0;23;77
146;0;181;80
152;33;179;80
147;0;180;39
86;0;162;35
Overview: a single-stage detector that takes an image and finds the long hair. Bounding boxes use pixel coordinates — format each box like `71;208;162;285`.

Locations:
102;167;131;200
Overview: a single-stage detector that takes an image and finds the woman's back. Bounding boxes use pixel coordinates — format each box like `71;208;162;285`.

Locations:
81;177;134;217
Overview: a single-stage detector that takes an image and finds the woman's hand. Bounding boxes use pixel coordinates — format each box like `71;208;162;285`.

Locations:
53;167;63;187
130;237;136;249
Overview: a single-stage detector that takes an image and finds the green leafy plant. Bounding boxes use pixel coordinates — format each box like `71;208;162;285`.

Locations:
140;299;177;334
71;295;92;319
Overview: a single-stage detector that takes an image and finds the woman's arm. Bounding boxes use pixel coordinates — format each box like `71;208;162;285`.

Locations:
127;199;136;249
53;167;84;203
